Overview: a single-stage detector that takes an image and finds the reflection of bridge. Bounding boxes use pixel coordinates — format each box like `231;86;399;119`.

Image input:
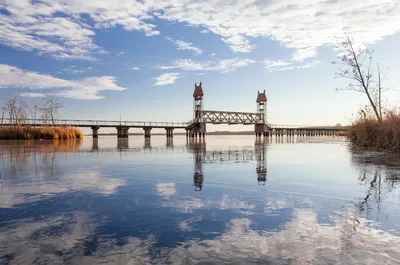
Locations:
185;138;268;190
1;81;347;138
89;138;268;190
80;139;258;163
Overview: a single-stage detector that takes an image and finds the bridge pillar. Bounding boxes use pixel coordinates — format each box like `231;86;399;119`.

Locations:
165;128;174;138
199;123;206;138
185;129;189;138
144;127;152;138
116;126;129;138
91;126;100;139
255;124;269;138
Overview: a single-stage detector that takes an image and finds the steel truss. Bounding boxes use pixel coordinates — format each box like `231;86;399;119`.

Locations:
200;110;264;125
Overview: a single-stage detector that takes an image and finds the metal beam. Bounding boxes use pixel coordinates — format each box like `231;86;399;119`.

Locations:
200;110;264;125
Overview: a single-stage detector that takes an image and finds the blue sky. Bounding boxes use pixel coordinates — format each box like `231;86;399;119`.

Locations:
0;0;399;129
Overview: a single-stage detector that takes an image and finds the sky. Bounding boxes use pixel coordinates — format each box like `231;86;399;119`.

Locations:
0;0;400;131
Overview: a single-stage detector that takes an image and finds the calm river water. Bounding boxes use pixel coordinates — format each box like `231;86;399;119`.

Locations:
1;136;400;264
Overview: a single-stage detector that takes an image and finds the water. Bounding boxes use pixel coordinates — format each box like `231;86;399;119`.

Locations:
1;136;400;264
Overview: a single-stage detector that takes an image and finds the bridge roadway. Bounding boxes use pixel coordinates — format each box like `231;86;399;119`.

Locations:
1;117;347;138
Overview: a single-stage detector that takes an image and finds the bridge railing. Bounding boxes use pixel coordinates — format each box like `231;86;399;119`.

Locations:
269;124;346;129
0;118;191;128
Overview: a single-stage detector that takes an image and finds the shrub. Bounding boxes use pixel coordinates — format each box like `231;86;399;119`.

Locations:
349;110;400;152
0;126;83;140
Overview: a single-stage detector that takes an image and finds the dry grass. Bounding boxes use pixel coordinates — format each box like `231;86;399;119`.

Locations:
349;111;400;152
336;131;348;137
0;126;83;140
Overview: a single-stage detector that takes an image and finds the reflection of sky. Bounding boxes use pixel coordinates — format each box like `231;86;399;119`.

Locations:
1;136;400;264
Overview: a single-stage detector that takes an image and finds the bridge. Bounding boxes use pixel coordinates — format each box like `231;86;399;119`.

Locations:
0;81;347;138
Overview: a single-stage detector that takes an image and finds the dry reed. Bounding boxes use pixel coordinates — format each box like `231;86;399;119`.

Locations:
349;111;400;152
0;126;83;140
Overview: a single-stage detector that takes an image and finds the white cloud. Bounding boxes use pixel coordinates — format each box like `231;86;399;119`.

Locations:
155;58;255;73
209;53;216;58
297;60;322;69
264;59;322;72
166;37;203;54
0;64;126;100
1;1;399;61
132;66;140;71
264;59;294;72
61;67;87;75
200;29;210;34
117;51;126;56
152;73;182;86
19;92;46;98
155;0;400;59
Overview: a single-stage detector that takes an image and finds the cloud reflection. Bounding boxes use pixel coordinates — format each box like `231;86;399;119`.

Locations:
159;209;400;265
3;208;400;264
0;170;126;208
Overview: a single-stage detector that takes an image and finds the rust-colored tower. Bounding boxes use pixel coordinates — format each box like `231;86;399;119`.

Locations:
193;81;204;123
256;89;267;124
255;90;269;137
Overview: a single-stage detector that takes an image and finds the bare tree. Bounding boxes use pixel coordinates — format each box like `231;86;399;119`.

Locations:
5;95;29;124
29;101;40;125
333;36;383;122
1;105;6;125
6;95;17;124
376;64;383;119
40;96;62;125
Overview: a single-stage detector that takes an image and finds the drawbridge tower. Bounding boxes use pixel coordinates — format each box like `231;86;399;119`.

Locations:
191;82;206;137
255;90;269;137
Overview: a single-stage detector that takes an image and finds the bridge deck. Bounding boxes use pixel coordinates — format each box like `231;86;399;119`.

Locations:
0;118;347;131
1;119;190;128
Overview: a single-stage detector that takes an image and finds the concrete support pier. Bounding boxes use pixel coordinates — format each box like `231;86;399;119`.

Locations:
165;128;174;138
189;122;206;139
91;126;100;139
144;127;152;138
255;124;269;138
116;126;129;138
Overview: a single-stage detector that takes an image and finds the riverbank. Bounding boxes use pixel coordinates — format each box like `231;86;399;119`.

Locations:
349;112;400;152
0;126;83;140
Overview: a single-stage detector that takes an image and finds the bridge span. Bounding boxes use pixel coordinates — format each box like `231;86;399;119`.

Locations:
0;82;347;138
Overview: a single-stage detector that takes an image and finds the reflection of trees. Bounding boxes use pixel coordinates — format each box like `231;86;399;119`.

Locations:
0;140;82;180
350;148;400;222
